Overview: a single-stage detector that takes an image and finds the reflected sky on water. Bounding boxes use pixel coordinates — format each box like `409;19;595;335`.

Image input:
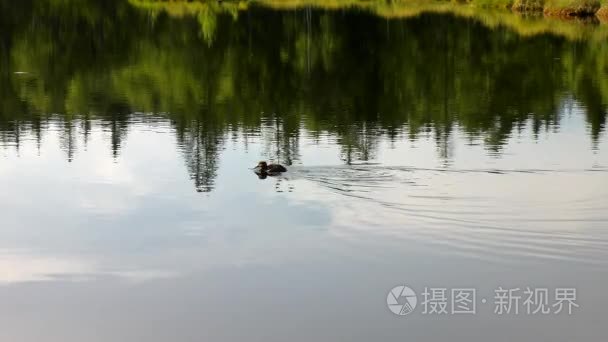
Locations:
0;0;608;341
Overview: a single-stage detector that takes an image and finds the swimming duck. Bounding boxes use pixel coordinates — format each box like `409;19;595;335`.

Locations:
253;161;287;176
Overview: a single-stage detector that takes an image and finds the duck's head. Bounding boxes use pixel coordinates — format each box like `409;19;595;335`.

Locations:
255;161;268;171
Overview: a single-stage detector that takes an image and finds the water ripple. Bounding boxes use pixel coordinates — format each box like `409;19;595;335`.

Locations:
289;165;608;265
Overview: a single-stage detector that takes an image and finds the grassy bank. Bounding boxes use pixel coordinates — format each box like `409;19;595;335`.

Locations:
597;2;608;19
460;0;604;17
542;0;600;16
255;0;608;35
132;0;608;20
130;0;608;41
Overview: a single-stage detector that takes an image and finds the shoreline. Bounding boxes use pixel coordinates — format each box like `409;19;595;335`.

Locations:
131;0;608;19
597;5;608;19
245;0;608;21
129;0;608;40
511;0;603;18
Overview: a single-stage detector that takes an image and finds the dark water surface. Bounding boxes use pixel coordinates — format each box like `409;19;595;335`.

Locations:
1;1;608;341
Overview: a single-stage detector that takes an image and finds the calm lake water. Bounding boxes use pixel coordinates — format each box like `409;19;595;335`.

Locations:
1;1;608;341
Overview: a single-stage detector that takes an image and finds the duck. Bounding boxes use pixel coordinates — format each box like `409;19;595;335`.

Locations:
253;161;287;176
